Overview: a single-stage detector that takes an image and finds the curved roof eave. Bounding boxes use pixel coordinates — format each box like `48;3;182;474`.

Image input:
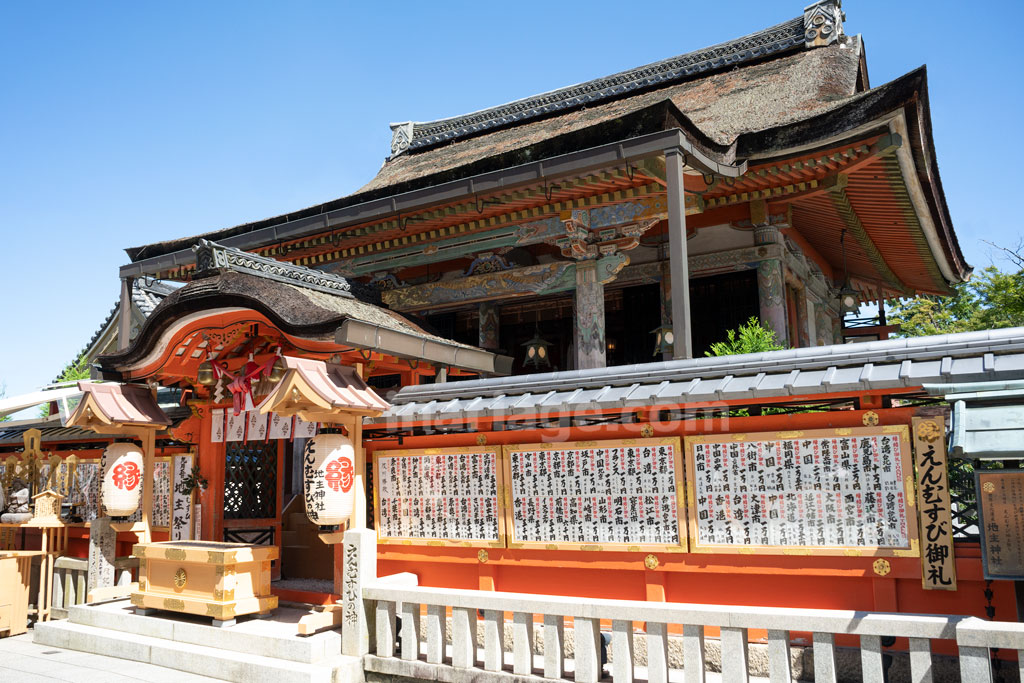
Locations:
737;66;970;285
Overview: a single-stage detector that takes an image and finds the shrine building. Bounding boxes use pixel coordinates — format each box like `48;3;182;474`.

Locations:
6;3;1023;681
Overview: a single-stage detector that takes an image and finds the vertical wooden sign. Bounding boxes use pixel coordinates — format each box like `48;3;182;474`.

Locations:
171;453;194;541
912;417;957;590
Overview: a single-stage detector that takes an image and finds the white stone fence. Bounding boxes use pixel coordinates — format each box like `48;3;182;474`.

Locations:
340;530;1024;683
52;555;137;618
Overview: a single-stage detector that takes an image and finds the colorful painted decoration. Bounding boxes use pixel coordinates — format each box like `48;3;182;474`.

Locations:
302;433;356;528
101;442;144;518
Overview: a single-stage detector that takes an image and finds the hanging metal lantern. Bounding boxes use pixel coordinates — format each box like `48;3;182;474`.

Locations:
651;324;675;356
101;441;144;520
197;360;216;386
302;431;356;531
522;330;552;369
838;282;859;315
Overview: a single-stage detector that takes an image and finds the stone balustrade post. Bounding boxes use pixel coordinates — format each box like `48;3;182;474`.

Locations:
341;528;377;657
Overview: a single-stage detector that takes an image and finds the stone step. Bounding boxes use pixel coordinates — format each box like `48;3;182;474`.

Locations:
33;619;360;683
66;600;340;664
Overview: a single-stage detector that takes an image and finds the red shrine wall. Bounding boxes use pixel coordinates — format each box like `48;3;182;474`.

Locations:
364;405;1018;655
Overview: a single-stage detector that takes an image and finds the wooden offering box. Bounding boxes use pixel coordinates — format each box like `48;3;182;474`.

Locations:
130;541;278;626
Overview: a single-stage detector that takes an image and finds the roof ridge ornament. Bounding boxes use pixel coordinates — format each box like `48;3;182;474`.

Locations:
390;122;414;157
192;238;354;299
803;0;845;48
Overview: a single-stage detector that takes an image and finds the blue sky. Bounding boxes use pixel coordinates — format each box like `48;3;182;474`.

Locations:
1;1;1021;402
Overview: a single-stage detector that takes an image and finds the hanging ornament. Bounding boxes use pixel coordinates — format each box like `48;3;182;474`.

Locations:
302;431;356;531
651;324;675;356
101;441;144;519
522;326;552;369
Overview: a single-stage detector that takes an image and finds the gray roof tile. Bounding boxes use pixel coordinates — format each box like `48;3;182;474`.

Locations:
372;328;1024;425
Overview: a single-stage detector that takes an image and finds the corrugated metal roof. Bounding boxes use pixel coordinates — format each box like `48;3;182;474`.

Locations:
371;328;1024;425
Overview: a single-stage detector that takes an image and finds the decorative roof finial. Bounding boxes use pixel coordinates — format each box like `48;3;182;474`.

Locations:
803;0;844;48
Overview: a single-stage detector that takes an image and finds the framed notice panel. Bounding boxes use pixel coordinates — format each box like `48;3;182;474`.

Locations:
503;437;686;551
976;469;1024;580
374;446;506;547
685;426;919;556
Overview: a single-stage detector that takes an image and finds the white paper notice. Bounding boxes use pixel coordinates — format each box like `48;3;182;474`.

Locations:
294;417;318;439
226;411;246;442
269;413;293;440
247;411;269;441
211;408;225;443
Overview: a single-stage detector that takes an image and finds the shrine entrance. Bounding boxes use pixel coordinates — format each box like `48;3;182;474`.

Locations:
93;240;510;599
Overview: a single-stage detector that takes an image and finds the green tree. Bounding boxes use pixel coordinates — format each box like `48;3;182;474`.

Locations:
705;316;786;357
39;354;92;418
887;262;1024;337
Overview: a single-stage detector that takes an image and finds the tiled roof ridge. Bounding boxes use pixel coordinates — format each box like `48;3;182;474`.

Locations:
388;327;1024;405
388;2;844;157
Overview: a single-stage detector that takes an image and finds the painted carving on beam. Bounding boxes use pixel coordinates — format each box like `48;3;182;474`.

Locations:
466;252;513;276
368;272;404;291
514;197;667;250
555;214;661;261
382;261;576;311
589;199;664;229
515;217;564;245
381;254;627;311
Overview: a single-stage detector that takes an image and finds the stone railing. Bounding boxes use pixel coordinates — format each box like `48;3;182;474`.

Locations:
340;530;1024;683
51;555;138;618
51;556;87;619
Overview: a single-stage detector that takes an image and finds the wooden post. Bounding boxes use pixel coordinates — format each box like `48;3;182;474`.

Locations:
665;149;693;359
139;429;155;543
574;259;606;369
353;364;367;530
118;277;133;351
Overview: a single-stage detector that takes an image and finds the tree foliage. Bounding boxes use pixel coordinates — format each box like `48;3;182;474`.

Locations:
39;354;92;418
887;261;1024;337
705;316;786;357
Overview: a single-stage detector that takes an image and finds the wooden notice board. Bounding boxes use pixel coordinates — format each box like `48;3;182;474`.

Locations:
685;426;919;557
912;417;957;590
976;469;1024;580
373;446;506;548
503;438;686;552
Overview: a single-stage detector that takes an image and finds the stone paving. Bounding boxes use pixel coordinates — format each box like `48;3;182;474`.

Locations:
0;631;222;683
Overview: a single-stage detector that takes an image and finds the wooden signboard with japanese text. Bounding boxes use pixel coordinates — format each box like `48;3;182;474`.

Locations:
685;426;919;557
127;457;172;529
977;469;1024;580
374;446;506;547
503;438;686;552
170;453;195;541
912;417;956;590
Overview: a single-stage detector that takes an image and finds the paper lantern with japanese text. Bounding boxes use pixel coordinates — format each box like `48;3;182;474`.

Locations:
302;433;355;529
101;442;144;519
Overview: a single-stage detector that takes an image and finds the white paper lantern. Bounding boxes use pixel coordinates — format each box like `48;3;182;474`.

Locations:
101;442;144;518
302;432;356;528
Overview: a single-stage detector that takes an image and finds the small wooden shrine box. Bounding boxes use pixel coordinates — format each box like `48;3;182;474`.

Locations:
130;541;277;625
